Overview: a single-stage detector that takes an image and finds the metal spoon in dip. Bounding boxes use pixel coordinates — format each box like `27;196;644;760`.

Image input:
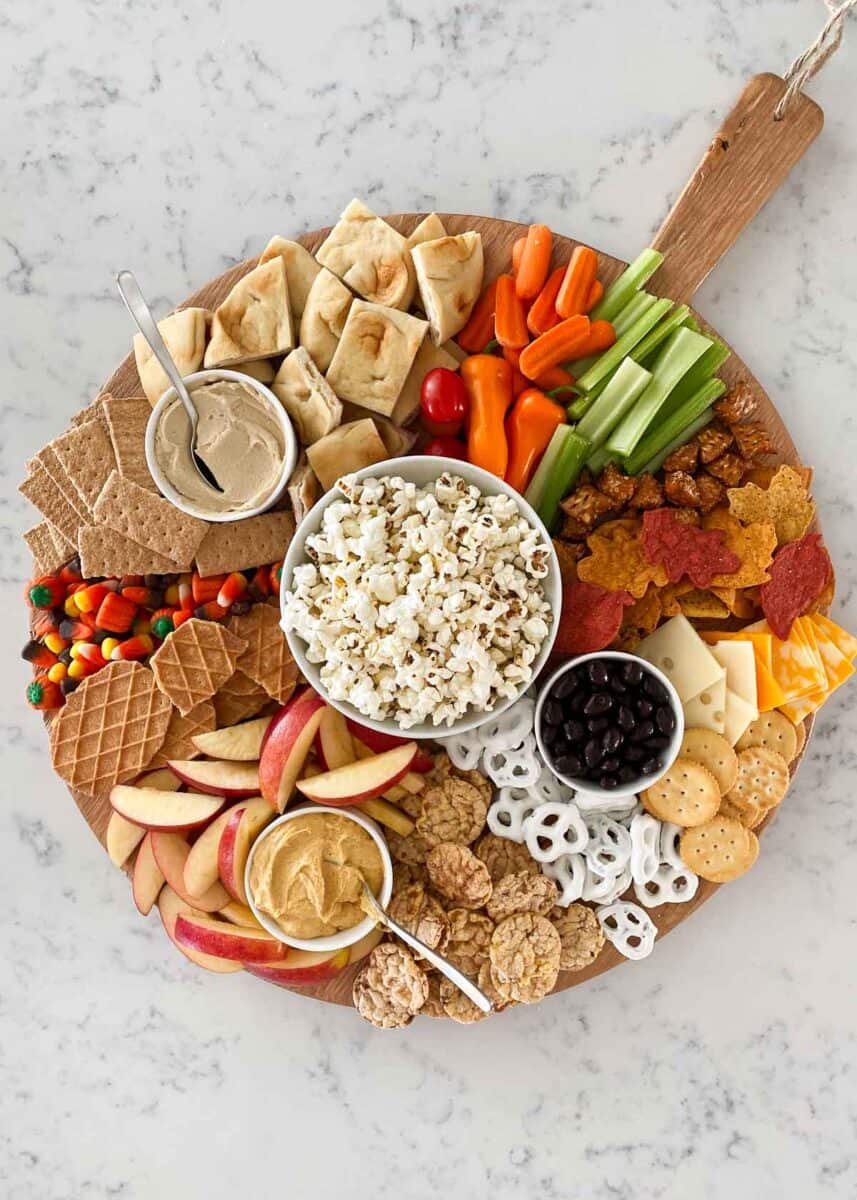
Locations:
359;878;493;1014
115;270;223;494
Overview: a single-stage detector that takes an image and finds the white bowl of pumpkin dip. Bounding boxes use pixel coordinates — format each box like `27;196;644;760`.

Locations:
244;805;393;953
145;368;298;522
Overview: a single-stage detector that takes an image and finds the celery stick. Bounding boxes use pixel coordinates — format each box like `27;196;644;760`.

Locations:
658;339;730;420
565;353;598;377
524;427;590;529
577;298;673;393
590;249;665;323
606;327;713;458
623;378;726;474
636;409;715;475
586;445;615;474
576;359;652;449
567;392;594;421
611;292;658;338
629;304;691;366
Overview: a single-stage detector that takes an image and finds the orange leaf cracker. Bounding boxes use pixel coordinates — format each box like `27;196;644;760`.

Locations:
577;519;669;599
702;509;776;588
678;589;731;619
620;587;662;635
727;464;815;546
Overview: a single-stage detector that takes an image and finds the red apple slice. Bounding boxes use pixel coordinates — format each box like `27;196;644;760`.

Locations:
245;946;349;987
167;759;260;797
258;689;326;812
218;802;274;904
353;738;431;787
315;706;356;770
106;811;145;868
150;831;230;913
191;716;272;762
132;833;165;915
183;797;269;898
136;767;183;791
296;743;417;805
347;720;434;772
110;785;224;832
219;900;263;929
174;912;287;964
157;886;242;974
358;796;415;837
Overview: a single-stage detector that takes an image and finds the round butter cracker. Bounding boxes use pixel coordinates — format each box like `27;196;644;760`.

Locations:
736;711;798;764
680;816;759;883
679;728;739;794
641;758;721;827
725;746;790;828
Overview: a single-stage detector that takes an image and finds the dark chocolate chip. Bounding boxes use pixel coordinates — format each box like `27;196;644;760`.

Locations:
587;660;609;686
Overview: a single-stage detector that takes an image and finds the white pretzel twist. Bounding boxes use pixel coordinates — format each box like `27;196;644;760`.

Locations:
477;697;536;751
440;729;484;771
533;760;575;806
582;861;631;904
542;853;587;906
597;900;658;961
633;862;699;909
482;733;541;788
523;801;589;864
584;814;632;879
575;790;634;816
486;787;540;843
659;822;684;871
630;812;662;885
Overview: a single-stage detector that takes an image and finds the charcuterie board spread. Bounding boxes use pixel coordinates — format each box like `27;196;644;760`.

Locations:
19;203;857;1027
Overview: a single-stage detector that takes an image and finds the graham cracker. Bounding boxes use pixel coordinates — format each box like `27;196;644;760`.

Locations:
77;525;187;578
147;699;217;768
19;462;83;543
71;392;110;429
228;604;298;704
51;418;117;511
149;618;247;715
212;669;271;726
49;661;172;798
195;511;295;577
102;395;157;490
93;471;208;566
32;445;93;521
23;523;67;575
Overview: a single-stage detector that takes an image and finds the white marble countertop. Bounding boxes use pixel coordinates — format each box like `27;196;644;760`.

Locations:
3;2;857;1197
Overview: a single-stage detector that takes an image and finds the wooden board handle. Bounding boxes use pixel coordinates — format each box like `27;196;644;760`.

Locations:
651;73;824;301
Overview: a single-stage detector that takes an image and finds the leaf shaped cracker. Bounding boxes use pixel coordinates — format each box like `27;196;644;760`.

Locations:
577;518;668;599
727;464;814;545
701;509;777;588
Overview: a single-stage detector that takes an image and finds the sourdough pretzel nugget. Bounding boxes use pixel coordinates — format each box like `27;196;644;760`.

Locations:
489;912;561;1004
352;943;428;1029
425;844;493;909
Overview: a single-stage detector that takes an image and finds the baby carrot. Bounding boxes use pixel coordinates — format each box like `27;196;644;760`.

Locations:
457;279;497;352
533;365;575;391
519;315;590;380
584;278;603;313
564;319;616;361
503;348;531;397
515;224;552;301
527;265;565;337
494;274;530;349
511;237;527;275
556;245;598;319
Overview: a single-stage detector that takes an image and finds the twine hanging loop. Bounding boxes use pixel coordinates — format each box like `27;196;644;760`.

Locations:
775;0;857;119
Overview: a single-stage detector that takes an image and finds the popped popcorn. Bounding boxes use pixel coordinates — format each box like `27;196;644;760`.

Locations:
282;472;553;728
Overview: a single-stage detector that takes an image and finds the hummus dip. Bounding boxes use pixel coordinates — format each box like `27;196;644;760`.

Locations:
154;378;285;514
248;811;384;940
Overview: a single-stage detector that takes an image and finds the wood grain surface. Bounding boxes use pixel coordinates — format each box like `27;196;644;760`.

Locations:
60;206;816;1011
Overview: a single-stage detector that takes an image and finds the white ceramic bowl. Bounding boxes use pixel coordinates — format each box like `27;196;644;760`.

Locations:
244;804;393;953
145;368;298;522
279;455;562;741
534;651;684;800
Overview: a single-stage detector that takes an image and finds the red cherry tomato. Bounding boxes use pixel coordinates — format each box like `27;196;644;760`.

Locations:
423;436;468;460
420;368;468;435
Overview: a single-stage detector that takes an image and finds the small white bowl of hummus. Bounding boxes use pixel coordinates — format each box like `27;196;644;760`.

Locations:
145;369;298;522
244;805;393;953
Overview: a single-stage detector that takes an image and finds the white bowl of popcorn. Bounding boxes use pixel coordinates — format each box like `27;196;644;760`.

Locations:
280;456;562;740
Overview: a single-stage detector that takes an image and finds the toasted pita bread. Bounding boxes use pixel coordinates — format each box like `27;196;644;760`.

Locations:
340;402;417;457
391;340;460;426
134;308;209;406
286;453;321;523
406;213;447;249
325;300;427;417
411;232;484;344
306;418;389;491
299;268;354;373
236;359;277;383
204;258;294;367
316;198;414;311
272;347;342;445
258;237;321;321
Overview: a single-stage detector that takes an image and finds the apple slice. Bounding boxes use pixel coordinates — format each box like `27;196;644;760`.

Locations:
183;797;269;899
167;759;260;798
150;831;230;913
136;767;182;791
106;811;145;868
110;785;224;832
219;900;263;929
258;689;326;812
174;912;287;964
347;720;434;772
296;742;417;806
358;796;415;837
191;716;272;762
157;886;242;974
218;802;274;904
245;946;349;987
132;833;165;915
353;739;428;792
315;706;356;770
